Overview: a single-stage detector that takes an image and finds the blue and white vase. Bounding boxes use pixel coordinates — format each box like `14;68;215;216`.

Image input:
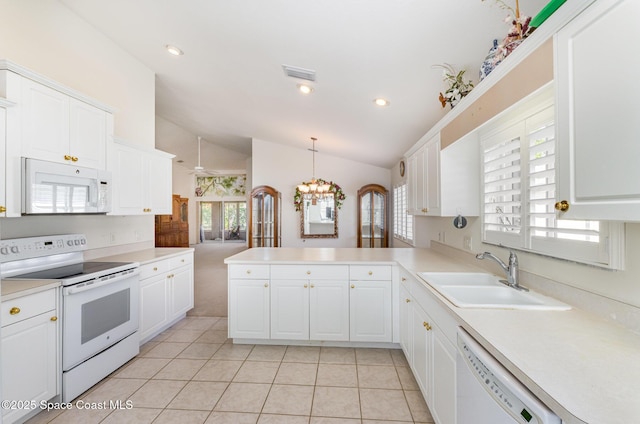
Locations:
479;39;499;81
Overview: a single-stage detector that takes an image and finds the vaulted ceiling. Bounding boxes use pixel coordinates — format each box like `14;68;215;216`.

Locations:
61;0;548;170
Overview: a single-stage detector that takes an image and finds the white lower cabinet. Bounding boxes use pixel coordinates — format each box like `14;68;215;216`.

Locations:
228;265;270;339
270;265;350;341
399;283;412;360
139;252;194;343
349;265;392;342
228;263;392;343
400;267;457;424
431;324;457;424
1;288;60;424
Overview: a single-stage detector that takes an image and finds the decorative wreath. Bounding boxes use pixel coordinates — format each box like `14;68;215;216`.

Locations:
294;178;346;211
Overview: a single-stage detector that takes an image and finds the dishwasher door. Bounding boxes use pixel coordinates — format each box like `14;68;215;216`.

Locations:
456;328;561;424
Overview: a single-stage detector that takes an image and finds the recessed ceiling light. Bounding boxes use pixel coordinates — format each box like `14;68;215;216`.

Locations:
165;44;184;56
297;84;314;94
374;98;390;107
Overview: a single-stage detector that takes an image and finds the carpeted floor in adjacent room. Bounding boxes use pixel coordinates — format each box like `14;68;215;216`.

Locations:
187;241;247;318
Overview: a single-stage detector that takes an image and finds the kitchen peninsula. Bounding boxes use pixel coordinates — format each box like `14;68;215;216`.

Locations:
225;246;640;424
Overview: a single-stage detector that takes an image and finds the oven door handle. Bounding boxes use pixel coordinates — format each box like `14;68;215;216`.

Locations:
63;270;139;295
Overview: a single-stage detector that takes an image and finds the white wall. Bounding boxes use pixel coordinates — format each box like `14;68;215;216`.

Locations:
252;138;391;247
0;1;156;253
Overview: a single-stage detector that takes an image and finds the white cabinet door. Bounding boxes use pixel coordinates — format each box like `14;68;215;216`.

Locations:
408;144;427;215
411;303;431;397
110;142;145;214
424;137;441;216
20;79;109;169
407;135;440;216
21;78;69;164
556;0;640;220
399;284;412;362
169;265;194;319
349;280;392;342
309;280;349;341
431;325;457;424
139;274;169;342
69;98;107;169
229;279;270;339
147;149;173;215
109;141;173;215
270;280;309;340
2;312;58;424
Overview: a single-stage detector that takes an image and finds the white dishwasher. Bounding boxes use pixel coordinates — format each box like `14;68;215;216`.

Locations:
456;328;561;424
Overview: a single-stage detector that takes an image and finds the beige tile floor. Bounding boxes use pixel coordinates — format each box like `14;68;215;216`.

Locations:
28;316;435;424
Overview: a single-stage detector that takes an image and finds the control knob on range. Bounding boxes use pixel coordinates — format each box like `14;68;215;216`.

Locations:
0;247;8;255
67;240;74;246
10;246;19;254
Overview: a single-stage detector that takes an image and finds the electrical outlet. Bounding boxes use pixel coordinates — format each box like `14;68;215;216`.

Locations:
439;231;446;243
463;235;472;251
110;233;116;243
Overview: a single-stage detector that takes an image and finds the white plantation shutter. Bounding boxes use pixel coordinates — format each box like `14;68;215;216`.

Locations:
394;184;413;243
481;99;622;268
482;123;523;246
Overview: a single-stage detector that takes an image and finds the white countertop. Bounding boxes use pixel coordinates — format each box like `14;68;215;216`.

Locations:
1;279;61;302
1;248;193;301
225;247;640;424
95;247;194;264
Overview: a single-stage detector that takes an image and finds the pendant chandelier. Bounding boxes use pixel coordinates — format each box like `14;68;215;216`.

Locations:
297;137;332;201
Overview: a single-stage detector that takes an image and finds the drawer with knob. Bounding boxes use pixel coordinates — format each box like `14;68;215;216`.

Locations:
229;264;270;279
349;265;392;281
270;265;348;280
1;289;57;327
169;252;193;269
140;259;170;280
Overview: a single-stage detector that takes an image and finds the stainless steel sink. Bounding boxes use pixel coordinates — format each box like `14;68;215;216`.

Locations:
417;272;571;311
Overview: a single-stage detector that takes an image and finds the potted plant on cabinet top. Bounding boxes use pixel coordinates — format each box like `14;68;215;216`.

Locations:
434;63;475;109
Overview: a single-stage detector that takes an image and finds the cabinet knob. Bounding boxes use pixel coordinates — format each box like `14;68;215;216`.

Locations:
423;321;432;331
0;206;6;213
9;307;20;315
246;270;252;274
351;284;355;289
306;270;311;275
153;267;158;271
50;316;58;322
264;283;269;288
71;156;78;162
405;299;411;303
422;208;429;213
401;277;407;282
368;271;373;276
64;154;72;161
304;284;308;288
310;284;315;288
555;200;570;212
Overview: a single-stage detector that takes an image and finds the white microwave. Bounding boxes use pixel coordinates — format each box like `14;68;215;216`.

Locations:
22;158;112;214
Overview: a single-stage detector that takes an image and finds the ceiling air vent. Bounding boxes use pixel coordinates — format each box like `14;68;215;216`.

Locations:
282;64;316;82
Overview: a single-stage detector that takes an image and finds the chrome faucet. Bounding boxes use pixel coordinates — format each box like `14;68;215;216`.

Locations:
476;248;528;291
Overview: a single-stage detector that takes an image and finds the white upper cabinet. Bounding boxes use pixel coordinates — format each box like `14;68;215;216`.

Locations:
108;139;173;216
408;135;440;216
556;0;640;221
407;132;479;217
18;74;111;169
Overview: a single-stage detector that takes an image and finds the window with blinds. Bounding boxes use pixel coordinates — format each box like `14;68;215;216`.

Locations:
481;102;621;268
394;184;413;243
